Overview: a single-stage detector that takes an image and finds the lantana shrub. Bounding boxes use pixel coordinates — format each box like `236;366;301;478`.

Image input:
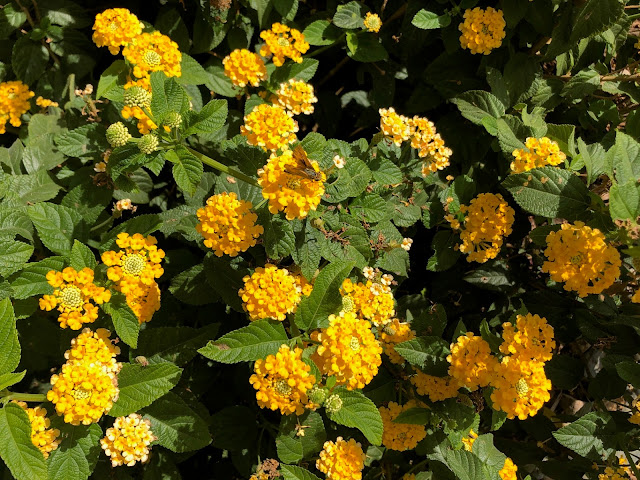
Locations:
1;1;640;479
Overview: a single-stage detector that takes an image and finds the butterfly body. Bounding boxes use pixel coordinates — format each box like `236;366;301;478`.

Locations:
284;146;323;182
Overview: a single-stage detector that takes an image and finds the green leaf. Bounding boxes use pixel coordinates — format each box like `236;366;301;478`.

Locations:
578;138;606;186
464;263;515;292
198;320;291;364
96;59;127;99
395;336;450;376
210;405;258;451
183;99;228;136
62;181;112;226
324;157;371;203
142;392;211;453
561;68;600;100
69;240;97;271
55;124;107;159
333;1;365;29
203;255;247;312
0;239;33;278
101;293;140;348
176;53;211;86
291;222;322;282
257;209;296;259
0;371;25;391
441;449;487;480
280;465;322;480
368;155;403;185
0;298;19;375
294;260;355;330
346;32;388;63
303;20;342;46
452;90;506;126
9;256;64;299
393;407;431;425
412;10;451;29
47;423;102;480
167;146;204;196
11;37;48;85
27;203;85;255
327;387;383;445
569;0;624;46
616;361;640;389
270;58;320;85
0;403;47;480
99;214;161;252
609;182;640;221
426;230;460;272
606;131;640;185
502;167;591;220
136;324;219;366
150;72;189;124
109;363;183;417
277;411;326;463
169;264;219;306
552;412;616;459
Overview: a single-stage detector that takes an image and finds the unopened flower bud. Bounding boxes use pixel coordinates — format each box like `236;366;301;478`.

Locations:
106;122;132;147
124;86;151;108
138;134;159;154
308;385;327;406
341;295;355;313
311;218;324;229
164;111;182;128
324;394;343;414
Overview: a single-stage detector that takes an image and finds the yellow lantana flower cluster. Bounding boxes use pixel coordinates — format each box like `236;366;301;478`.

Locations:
223;49;267;87
380;318;416;364
447;192;515;263
260;23;310;66
241;104;299;151
499;313;556;362
239;264;301;321
64;328;122;374
39;267;112;330
47;329;121;425
410;371;460;402
0;80;35;134
364;12;382;33
379;401;427;451
340;277;395;327
511;137;567;173
92;8;143;55
499;457;518;480
257;148;326;220
101;413;156;467
101;233;165;324
13;402;61;458
249;345;315;415
459;7;506;55
311;311;383;390
316;437;366;480
274;79;318;115
379;107;411;146
541;222;621;297
123;31;182;81
196;192;263;257
447;332;498;390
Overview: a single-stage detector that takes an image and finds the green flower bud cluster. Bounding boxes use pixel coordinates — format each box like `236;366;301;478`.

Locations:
106;122;131;147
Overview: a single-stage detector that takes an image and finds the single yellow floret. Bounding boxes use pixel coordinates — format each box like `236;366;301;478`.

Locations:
239;264;301;321
241;103;299;151
196;192;263;257
500;313;555;362
379;401;427;451
258;148;325;220
410;371;460;402
249;344;315;415
311;311;383;390
0;80;34;134
274;79;318;115
101;413;156;467
379;107;411;146
316;437;366;480
511;137;566;173
92;8;142;54
260;23;310;67
123;31;182;81
13;402;61;458
39;267;111;330
499;457;518;480
364;12;382;33
380;318;416;364
459;7;506;55
447;332;498;390
490;357;551;420
542;222;621;297
223;49;267;87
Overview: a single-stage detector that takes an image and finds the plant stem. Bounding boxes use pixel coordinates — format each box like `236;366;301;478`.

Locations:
90;215;114;232
1;392;47;404
185;146;259;187
307;34;346;58
405;459;429;475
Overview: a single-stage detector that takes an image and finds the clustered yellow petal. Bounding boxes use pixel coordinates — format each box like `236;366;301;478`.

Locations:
379;401;427;451
316;437;366;480
542;222;621;297
364;12;382;33
36;96;58;108
249;345;315;415
223;49;267;87
311;311;383;390
100;413;156;467
241;104;299;151
0;80;34;134
511;137;566;173
379;107;411;146
409;116;452;175
257;148;325;220
123;31;182;81
196;192;263;257
274;79;318;115
260;23;310;67
340;277;395;327
239;264;301;321
499;457;518;480
47;329;121;425
380;318;416;364
500;313;555;362
13;402;61;458
64;328;122;374
447;193;515;263
101;233;164;324
447;332;498;390
92;8;142;55
39;267;112;330
459;7;506;55
410;371;460;402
